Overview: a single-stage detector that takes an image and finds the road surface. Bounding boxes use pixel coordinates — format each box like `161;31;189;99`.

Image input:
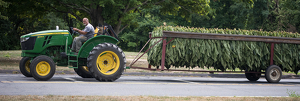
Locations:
0;74;299;96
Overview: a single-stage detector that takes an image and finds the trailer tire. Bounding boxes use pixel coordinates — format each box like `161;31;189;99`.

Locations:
30;55;56;81
74;66;93;78
87;43;126;82
265;65;282;83
19;57;33;77
245;72;261;81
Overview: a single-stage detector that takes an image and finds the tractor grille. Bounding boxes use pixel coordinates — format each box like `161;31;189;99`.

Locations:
42;36;52;47
21;37;36;50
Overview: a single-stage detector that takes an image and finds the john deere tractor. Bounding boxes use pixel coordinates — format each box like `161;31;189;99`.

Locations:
19;24;126;81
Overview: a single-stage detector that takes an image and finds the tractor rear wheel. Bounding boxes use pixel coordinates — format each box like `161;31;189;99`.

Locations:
87;43;126;82
19;57;32;77
74;66;93;78
30;55;56;81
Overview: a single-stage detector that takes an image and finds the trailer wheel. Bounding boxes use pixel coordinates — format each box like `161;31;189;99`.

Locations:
265;65;282;83
74;66;93;78
87;43;126;82
30;55;56;81
19;57;33;77
245;72;261;81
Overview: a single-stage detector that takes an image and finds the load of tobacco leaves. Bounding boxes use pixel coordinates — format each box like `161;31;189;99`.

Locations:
147;26;300;74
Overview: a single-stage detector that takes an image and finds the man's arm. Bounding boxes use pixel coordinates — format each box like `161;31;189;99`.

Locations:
73;28;87;35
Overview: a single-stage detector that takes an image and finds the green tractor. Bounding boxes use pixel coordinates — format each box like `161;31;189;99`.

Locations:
19;24;126;81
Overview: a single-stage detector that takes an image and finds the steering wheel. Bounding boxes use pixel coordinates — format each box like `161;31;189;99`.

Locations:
70;27;79;35
70;27;75;35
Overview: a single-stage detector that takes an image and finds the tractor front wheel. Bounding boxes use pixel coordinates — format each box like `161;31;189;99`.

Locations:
87;43;126;82
19;57;32;77
30;55;56;81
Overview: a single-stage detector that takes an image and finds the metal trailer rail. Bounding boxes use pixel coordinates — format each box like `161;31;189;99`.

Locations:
128;31;300;83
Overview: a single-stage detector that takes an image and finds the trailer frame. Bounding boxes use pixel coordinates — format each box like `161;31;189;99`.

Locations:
129;31;300;83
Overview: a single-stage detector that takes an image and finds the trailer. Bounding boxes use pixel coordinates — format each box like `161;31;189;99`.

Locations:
128;31;300;83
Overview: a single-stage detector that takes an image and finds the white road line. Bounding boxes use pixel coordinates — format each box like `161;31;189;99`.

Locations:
63;77;83;82
1;80;299;86
172;79;198;84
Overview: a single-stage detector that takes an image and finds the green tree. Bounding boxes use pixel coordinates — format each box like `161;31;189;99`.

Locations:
118;0;256;51
187;0;257;29
118;6;175;51
0;0;9;20
0;0;81;50
186;0;300;33
263;0;300;33
162;0;269;32
0;0;49;50
142;0;258;30
35;0;211;35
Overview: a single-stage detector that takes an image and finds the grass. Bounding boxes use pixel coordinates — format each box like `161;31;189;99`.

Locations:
0;95;299;101
0;50;22;59
124;51;148;60
287;89;300;97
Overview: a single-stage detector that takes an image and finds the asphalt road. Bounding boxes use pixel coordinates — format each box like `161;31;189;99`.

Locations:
0;74;299;96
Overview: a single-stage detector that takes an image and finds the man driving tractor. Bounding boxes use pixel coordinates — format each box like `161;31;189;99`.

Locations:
72;18;94;53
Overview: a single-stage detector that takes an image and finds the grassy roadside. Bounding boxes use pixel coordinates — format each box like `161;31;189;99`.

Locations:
0;95;299;101
0;50;299;75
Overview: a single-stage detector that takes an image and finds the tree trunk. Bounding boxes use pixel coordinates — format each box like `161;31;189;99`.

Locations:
90;5;104;28
89;5;124;35
114;19;122;35
89;5;128;35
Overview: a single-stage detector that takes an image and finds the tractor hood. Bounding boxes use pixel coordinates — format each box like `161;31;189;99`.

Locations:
20;30;70;38
20;29;73;54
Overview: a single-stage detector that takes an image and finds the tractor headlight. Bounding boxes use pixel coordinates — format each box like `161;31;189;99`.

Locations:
21;37;30;42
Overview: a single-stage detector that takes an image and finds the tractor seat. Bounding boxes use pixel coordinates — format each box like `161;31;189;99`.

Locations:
94;27;103;37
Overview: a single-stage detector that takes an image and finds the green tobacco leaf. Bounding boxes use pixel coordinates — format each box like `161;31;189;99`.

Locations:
148;26;300;73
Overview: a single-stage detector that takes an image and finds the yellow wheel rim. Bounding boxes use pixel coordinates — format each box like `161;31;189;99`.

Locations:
25;60;31;73
82;66;89;72
96;51;120;75
36;61;51;76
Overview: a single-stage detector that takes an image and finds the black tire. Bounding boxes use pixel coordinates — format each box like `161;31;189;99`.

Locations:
87;43;126;82
30;55;56;81
245;72;261;81
19;57;32;77
265;65;282;83
74;66;93;78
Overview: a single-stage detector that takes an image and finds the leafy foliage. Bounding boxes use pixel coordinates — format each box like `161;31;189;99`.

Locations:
148;26;300;74
287;89;300;97
185;0;300;33
118;5;176;51
32;0;211;35
0;0;82;50
1;0;300;51
0;0;9;20
263;0;300;33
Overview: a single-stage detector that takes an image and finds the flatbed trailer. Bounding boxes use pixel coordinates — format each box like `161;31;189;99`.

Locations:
129;31;300;83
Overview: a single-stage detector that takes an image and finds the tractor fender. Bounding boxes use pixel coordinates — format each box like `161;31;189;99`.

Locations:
78;35;118;58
